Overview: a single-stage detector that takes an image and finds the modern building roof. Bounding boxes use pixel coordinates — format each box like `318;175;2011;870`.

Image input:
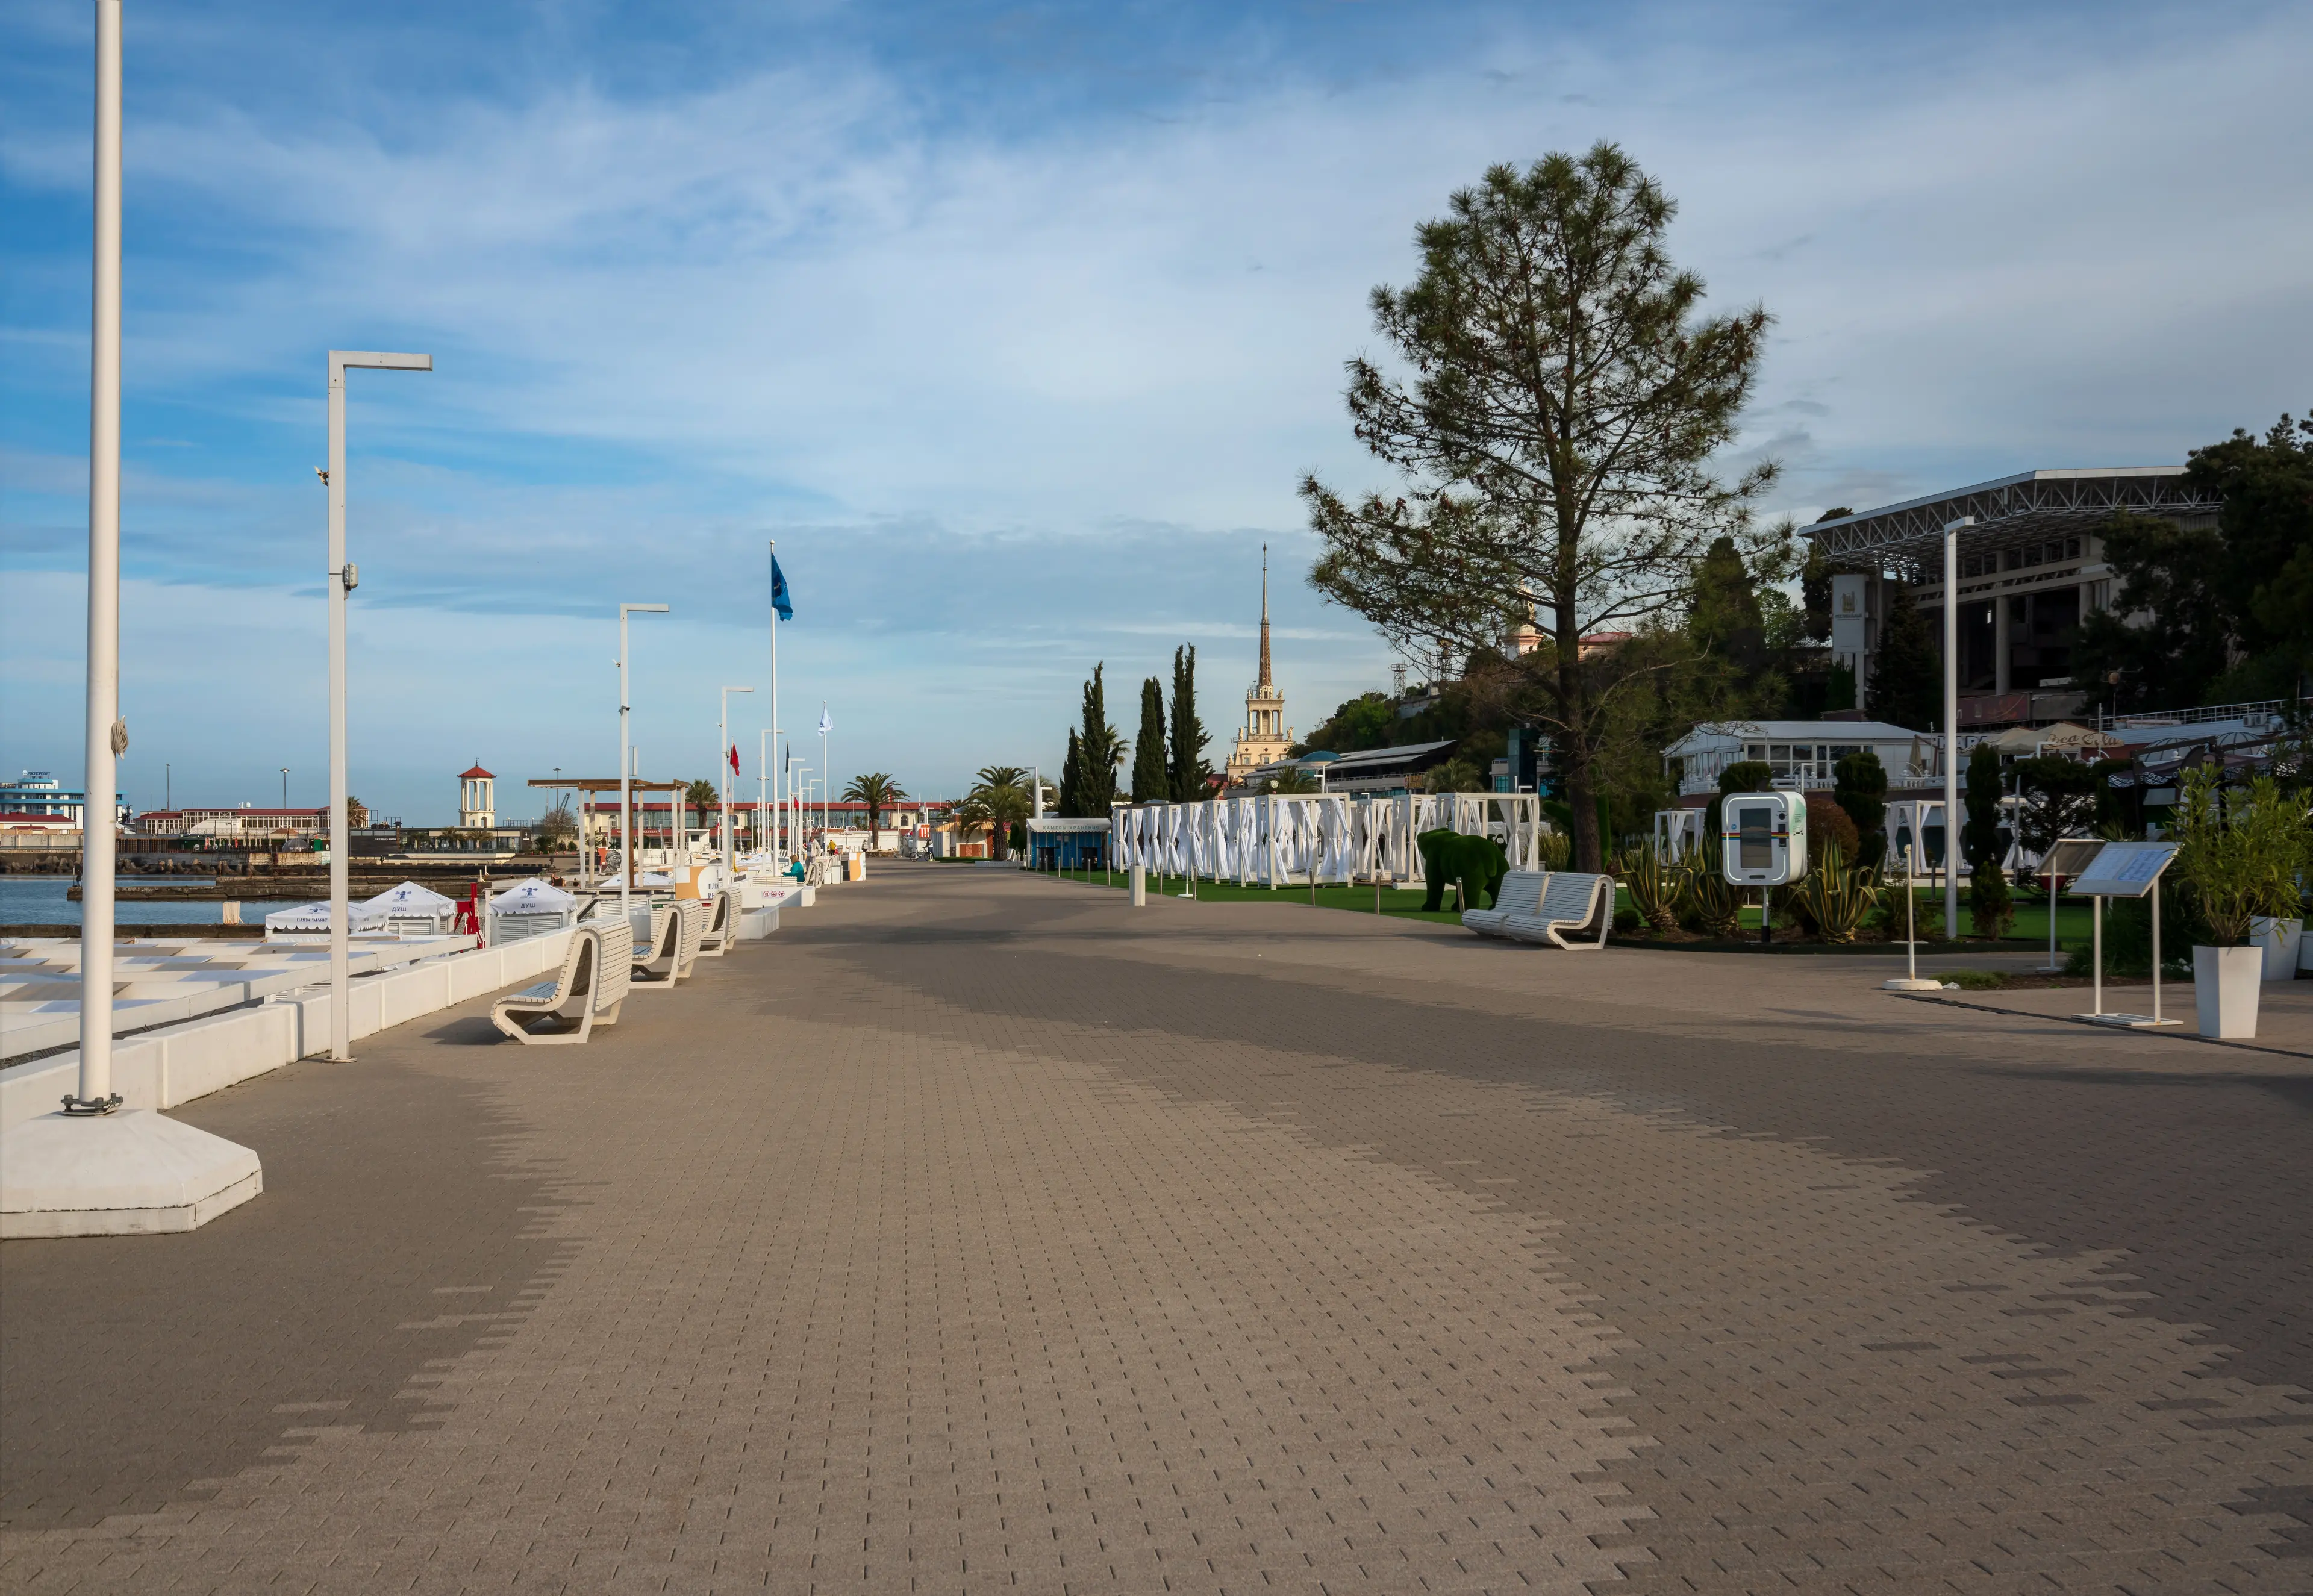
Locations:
1801;468;2220;574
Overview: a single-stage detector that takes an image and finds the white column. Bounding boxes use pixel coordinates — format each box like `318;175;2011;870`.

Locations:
76;0;123;1109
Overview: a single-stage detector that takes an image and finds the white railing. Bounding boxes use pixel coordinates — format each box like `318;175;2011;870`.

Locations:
2106;696;2305;731
1112;793;1551;886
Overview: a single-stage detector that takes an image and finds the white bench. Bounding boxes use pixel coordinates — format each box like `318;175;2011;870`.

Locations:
1500;871;1615;950
1461;871;1546;936
670;899;705;980
696;892;734;958
490;923;629;1044
631;903;681;986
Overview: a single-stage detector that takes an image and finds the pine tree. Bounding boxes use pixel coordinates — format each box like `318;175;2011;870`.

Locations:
1132;677;1169;801
1167;645;1208;801
1870;583;1940;732
1058;729;1084;819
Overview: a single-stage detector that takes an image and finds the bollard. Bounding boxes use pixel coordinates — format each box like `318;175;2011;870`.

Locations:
1131;864;1146;906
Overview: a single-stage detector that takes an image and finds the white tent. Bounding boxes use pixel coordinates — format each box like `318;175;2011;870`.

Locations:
264;900;389;939
489;877;576;914
363;880;458;915
488;877;578;944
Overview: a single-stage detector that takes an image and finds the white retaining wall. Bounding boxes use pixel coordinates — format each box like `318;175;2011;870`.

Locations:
0;929;575;1136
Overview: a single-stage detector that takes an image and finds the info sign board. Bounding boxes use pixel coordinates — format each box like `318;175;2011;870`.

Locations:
2070;840;2179;899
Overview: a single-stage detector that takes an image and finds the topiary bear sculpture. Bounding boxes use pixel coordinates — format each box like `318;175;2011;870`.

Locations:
1418;828;1510;912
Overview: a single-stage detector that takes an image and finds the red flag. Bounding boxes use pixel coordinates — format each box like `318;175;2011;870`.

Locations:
728;743;741;775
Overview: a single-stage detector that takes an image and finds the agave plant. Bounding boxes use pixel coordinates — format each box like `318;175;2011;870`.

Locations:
1792;841;1877;944
1618;841;1681;931
1680;856;1744;938
1537;828;1572;871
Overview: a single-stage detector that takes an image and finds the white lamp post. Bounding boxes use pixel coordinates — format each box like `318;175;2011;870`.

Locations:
719;685;754;888
2;0;260;1239
618;603;669;926
325;349;431;1063
1941;516;1974;941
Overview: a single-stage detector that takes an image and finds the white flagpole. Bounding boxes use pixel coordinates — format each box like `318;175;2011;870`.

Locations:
768;540;779;863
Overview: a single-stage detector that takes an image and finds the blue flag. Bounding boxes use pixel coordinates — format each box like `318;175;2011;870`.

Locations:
770;554;794;622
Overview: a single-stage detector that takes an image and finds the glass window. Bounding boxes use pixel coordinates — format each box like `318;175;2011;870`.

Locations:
2023;546;2040;567
1736;803;1775;870
2066;537;2081;557
1768;744;1790;762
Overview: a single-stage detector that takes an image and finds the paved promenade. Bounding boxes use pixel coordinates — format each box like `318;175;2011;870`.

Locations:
4;863;2309;1593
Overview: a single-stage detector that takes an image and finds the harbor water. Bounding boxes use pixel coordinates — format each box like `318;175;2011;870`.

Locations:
0;877;227;928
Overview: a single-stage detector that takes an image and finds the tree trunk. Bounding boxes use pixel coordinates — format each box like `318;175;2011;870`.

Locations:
1553;593;1603;873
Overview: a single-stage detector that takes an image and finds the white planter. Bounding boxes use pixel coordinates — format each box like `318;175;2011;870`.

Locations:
2250;916;2302;980
2192;945;2262;1039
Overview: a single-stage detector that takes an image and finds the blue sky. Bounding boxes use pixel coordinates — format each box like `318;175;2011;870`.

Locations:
4;0;2308;824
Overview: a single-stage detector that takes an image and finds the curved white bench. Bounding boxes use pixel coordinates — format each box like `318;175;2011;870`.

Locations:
492;928;607;1044
1461;870;1546;937
696;892;735;958
631;903;681;987
1500;871;1615;950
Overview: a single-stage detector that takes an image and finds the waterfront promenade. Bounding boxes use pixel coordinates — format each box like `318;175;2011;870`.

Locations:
3;864;2309;1592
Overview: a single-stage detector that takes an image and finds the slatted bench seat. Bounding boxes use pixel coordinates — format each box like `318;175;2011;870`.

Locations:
670;899;705;980
632;903;681;986
1461;870;1546;936
492;926;620;1044
696;892;734;958
1501;871;1615;950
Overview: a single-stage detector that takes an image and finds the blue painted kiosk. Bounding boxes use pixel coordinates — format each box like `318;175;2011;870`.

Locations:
1026;816;1113;871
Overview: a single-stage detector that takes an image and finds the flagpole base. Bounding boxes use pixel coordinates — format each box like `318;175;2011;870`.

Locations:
1;1109;262;1238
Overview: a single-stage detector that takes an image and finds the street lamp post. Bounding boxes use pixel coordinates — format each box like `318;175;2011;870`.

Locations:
326;348;431;1064
719;685;754;890
1941;516;1974;941
618;603;669;928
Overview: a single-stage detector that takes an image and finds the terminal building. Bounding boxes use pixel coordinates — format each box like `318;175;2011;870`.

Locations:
1805;466;2220;729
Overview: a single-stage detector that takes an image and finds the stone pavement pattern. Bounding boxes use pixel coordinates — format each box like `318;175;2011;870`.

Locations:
3;864;2308;1593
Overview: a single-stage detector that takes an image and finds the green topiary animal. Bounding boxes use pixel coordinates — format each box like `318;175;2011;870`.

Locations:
1418;828;1510;912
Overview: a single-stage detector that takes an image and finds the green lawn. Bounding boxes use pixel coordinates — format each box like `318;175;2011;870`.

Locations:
1035;865;2103;949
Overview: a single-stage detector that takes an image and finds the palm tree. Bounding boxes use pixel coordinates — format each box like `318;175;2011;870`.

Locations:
966;775;1032;861
977;765;1027;790
947;792;995;858
843;772;905;850
684;778;719;845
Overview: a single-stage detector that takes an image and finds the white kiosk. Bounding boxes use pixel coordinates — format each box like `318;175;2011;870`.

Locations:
2069;840;2182;1029
1721;790;1807;946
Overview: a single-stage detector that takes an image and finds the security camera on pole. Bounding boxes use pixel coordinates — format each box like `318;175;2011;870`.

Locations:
2;0;260;1238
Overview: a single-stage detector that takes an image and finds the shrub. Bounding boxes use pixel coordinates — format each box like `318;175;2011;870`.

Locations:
1791;842;1878;944
1681;857;1744;937
1805;794;1859;863
1834;750;1888;868
1620;841;1682;930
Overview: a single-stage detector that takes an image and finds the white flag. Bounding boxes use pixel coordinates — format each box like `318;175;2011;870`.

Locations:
818;706;832;735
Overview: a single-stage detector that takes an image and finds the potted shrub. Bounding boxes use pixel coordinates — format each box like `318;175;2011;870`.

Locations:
2174;771;2306;1038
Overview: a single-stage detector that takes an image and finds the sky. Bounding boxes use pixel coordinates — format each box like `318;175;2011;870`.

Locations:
3;0;2308;824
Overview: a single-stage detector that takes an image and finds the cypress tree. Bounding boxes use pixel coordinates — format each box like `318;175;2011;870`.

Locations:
1964;742;2013;937
1058;729;1084;819
1132;677;1169;801
1870;582;1941;732
1168;645;1208;801
1078;664;1118;814
1832;749;1888;868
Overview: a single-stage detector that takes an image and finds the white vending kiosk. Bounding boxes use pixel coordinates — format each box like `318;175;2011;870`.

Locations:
1721;790;1808;945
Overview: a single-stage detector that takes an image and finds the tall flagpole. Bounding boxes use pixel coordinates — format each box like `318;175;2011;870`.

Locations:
769;539;781;865
74;0;125;1112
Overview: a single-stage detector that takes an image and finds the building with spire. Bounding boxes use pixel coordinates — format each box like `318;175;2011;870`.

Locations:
1224;548;1294;785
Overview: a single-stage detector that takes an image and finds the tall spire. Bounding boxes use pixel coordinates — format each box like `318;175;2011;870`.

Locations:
1256;544;1272;690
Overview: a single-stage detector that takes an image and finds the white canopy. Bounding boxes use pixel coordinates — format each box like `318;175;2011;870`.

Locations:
363;880;458;915
264;900;389;934
489;877;576;914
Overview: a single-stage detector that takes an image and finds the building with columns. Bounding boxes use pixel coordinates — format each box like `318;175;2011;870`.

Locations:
1224;550;1295;785
458;764;497;829
1805;467;2221;729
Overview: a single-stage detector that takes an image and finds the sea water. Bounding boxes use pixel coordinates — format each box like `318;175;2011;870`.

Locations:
0;876;226;927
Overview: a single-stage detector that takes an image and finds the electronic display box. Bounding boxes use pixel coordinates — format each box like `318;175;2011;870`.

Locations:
1721;790;1808;887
